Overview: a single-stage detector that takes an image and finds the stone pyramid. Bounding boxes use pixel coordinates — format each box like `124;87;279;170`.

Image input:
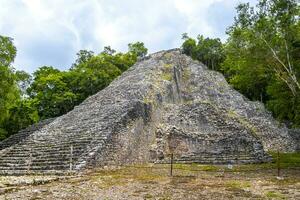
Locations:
0;49;296;175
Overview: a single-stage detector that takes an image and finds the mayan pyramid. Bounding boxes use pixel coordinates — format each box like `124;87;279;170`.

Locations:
0;49;296;175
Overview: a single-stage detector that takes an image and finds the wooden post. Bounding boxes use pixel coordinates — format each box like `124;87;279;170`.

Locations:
277;150;280;177
170;153;173;176
70;145;73;171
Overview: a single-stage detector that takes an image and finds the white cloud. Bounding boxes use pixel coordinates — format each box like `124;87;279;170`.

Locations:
0;0;256;73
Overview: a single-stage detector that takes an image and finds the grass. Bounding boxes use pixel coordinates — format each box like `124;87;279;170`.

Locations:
90;166;167;188
174;163;219;172
143;193;154;199
129;152;300;174
269;152;300;168
265;191;286;199
225;180;251;189
156;152;300;173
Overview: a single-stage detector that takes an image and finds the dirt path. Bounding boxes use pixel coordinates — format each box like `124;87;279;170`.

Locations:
0;164;299;199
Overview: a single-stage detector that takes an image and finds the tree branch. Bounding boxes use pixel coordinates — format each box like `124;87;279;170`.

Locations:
260;35;300;94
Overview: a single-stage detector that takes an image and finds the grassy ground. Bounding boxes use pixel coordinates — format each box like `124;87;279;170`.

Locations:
0;153;299;200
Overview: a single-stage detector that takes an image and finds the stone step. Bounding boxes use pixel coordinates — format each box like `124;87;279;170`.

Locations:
0;154;79;161
0;162;76;169
17;139;94;146
0;169;70;176
0;118;111;174
7;146;88;153
0;160;72;167
0;156;76;163
3;142;93;150
6;141;106;153
1;153;79;159
0;164;69;171
12;139;105;149
0;151;85;159
0;119;55;150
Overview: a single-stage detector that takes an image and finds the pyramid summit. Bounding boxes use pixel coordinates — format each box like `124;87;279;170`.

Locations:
0;49;297;175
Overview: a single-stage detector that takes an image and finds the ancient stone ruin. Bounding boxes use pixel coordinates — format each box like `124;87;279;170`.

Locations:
0;49;297;175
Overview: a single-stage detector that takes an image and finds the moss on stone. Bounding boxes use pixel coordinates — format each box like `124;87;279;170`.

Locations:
161;73;172;81
163;52;173;60
163;63;172;69
182;68;191;82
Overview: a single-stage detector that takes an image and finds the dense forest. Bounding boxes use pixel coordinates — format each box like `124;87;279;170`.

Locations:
0;0;299;140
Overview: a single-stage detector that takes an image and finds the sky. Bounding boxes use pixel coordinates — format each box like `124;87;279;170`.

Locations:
0;0;257;73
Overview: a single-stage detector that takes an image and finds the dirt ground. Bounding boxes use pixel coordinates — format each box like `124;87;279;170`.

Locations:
0;164;299;200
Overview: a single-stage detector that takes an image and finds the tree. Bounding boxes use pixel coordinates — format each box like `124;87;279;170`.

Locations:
128;42;148;58
3;99;39;137
28;66;77;119
15;70;32;98
102;46;116;55
222;0;300;126
99;52;137;72
181;35;197;58
0;36;16;66
195;35;225;70
68;48;137;104
72;50;94;68
266;78;300;125
225;0;300;95
70;55;121;98
181;34;225;71
0;36;19;139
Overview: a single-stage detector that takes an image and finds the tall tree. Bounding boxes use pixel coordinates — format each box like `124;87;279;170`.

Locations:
0;36;16;66
15;70;32;98
181;33;197;58
223;0;300;126
72;50;94;68
181;34;225;71
103;46;116;55
128;42;148;58
28;66;77;119
0;36;19;139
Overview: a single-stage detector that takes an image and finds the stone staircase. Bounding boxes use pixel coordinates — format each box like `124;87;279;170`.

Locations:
0;119;54;151
0;127;110;175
